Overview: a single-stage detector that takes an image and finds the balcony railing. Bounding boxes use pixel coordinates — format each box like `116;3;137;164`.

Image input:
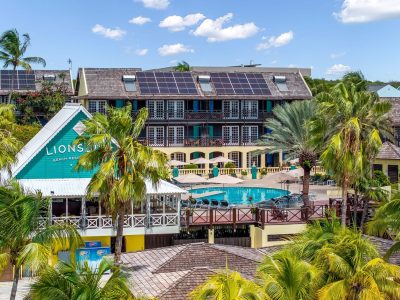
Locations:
44;213;179;230
132;110;273;121
139;136;259;147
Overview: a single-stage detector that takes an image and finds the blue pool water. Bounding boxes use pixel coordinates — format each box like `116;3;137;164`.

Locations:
189;186;289;205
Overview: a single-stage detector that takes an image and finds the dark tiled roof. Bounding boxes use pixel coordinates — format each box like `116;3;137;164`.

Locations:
78;68;312;100
376;142;400;160
368;84;386;93
384;97;400;126
120;243;268;299
364;235;400;265
0;70;74;95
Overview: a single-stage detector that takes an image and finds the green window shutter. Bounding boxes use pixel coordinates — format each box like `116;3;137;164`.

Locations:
116;100;124;108
193;126;200;138
208;125;214;138
266;100;272;112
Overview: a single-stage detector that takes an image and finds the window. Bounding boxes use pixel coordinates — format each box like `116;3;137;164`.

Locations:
247;153;260;168
147;126;164;146
168;126;184;146
223;126;239;145
122;75;137;92
242;101;258;119
228;151;241;168
148;100;164;119
223;100;239;119
242;126;258;145
273;76;289;92
88;100;106;114
171;152;186;162
167;100;184;119
198;75;213;92
43;74;56;81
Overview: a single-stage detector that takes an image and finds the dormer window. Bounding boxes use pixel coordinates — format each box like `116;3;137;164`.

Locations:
122;75;137;92
198;75;212;92
273;75;289;92
43;74;56;81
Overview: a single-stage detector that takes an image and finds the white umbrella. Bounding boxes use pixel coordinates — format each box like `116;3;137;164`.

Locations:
289;158;299;164
287;168;304;178
174;173;207;184
266;171;297;182
190;157;213;164
168;160;188;167
207;174;243;185
210;156;234;164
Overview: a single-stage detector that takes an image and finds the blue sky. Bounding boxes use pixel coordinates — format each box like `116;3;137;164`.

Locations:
1;0;400;81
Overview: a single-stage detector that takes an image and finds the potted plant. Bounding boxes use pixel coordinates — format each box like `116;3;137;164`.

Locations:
241;169;248;179
260;168;268;178
224;162;237;175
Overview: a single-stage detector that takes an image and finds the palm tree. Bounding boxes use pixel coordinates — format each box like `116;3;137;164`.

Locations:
260;100;318;205
0;104;22;173
310;82;392;227
74;104;168;263
0;29;46;103
174;61;190;71
25;259;135;300
258;251;321;300
190;269;267;300
314;231;400;299
342;71;368;92
0;181;82;300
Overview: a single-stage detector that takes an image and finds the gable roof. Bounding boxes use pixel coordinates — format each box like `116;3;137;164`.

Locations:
376;142;400;160
121;243;271;299
376;84;400;98
6;103;91;179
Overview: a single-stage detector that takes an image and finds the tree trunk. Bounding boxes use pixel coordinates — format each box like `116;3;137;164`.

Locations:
341;180;348;228
353;190;358;228
360;198;369;233
114;205;125;265
8;66;16;105
302;167;311;207
10;265;19;300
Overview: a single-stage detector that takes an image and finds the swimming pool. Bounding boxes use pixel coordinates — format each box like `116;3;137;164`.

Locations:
189;186;289;205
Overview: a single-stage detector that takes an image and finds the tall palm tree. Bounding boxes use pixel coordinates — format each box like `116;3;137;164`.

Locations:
25;259;135;300
310;82;392;227
0;181;82;300
0;29;46;103
174;61;190;71
190;269;267;300
74;104;168;263
258;251;321;300
260;100;318;204
0;104;22;173
342;71;368;92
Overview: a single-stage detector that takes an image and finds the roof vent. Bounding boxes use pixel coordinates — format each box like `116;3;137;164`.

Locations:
43;74;56;81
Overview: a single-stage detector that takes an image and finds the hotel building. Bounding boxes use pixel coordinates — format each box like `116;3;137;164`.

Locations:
75;66;312;173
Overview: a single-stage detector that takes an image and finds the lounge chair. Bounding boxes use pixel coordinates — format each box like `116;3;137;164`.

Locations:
201;199;210;208
219;199;229;209
210;199;219;207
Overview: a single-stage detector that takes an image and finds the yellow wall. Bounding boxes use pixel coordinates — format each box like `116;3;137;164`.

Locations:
374;158;400;180
251;224;308;248
83;236;111;247
125;235;145;252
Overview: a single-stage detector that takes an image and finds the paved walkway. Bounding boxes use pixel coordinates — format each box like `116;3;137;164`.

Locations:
0;279;32;300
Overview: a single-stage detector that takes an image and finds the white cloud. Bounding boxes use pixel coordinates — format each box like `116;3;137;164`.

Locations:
136;48;149;56
129;16;152;25
192;13;259;42
270;60;278;65
158;43;194;56
160;13;205;32
91;24;126;40
137;0;169;10
335;0;400;23
256;31;293;50
326;64;352;76
330;52;346;59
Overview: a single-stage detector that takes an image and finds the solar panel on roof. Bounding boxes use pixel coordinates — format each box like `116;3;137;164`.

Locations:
210;73;271;96
137;72;198;95
0;70;36;90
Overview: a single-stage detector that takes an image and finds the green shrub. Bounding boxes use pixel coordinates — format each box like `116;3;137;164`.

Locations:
260;168;268;176
183;163;199;170
224;162;236;169
241;170;248;176
373;170;390;186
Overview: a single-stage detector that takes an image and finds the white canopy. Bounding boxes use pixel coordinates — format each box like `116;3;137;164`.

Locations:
18;178;187;197
287;168;304;178
189;157;213;164
174;173;207;184
210;156;234;164
207;174;243;184
265;171;297;182
168;160;189;167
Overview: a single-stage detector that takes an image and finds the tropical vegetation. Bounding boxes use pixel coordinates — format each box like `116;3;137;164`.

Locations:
0;181;82;300
261;100;318;205
174;60;191;71
0;29;46;104
74;104;168;263
25;259;134;300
